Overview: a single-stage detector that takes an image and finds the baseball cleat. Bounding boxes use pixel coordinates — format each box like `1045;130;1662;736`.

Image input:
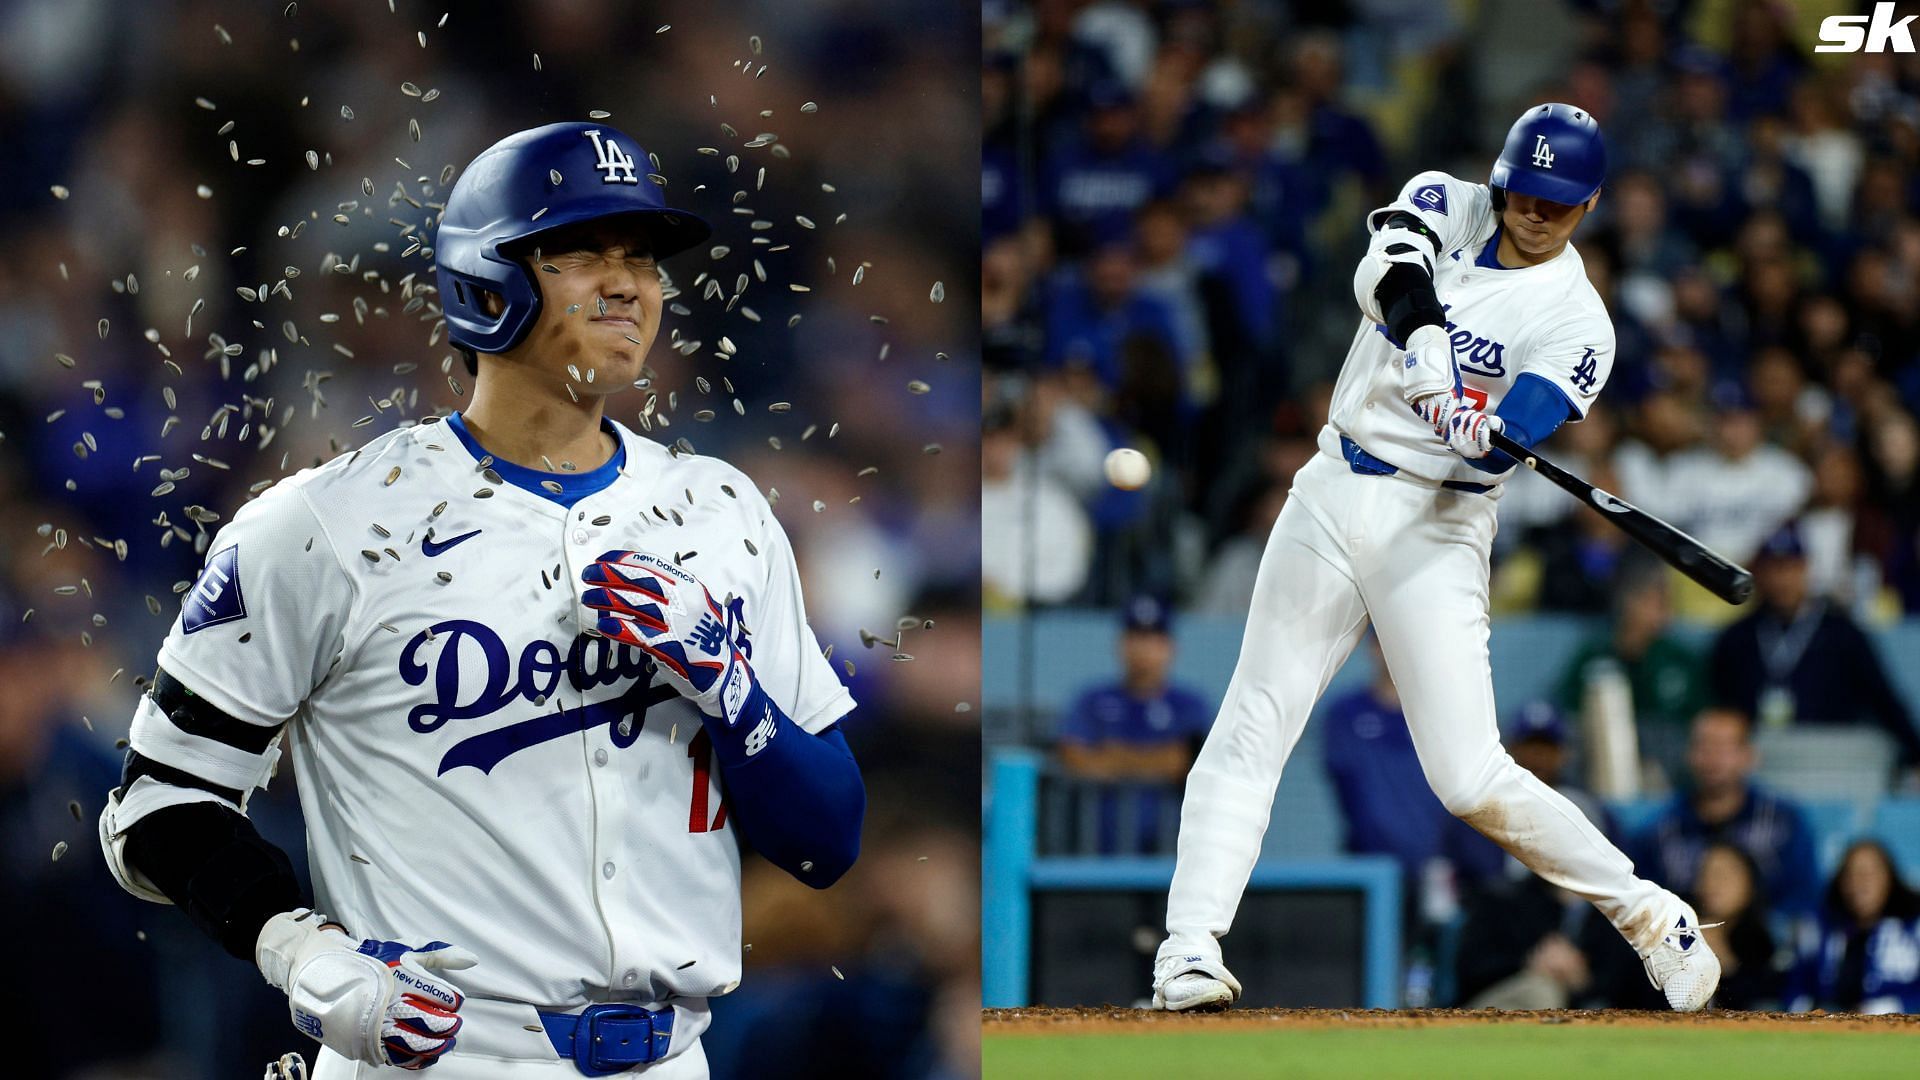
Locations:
1640;905;1721;1011
1151;955;1242;1012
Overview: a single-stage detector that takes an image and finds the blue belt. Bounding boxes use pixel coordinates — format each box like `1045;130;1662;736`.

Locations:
539;1003;674;1076
1339;434;1493;494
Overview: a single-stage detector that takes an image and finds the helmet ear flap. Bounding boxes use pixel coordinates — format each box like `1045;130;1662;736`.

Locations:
1490;186;1507;214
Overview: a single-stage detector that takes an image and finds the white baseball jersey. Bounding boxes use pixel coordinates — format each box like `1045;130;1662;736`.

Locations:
1322;170;1617;486
140;416;852;1045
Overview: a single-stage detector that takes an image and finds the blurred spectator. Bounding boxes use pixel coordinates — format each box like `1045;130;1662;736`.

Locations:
1505;701;1617;842
1452;873;1649;1011
981;396;1093;608
1192;479;1286;616
1786;840;1920;1015
1692;842;1785;1011
1322;639;1505;925
1040;81;1175;256
0;626;163;1076
1553;565;1707;776
1054;595;1212;853
1659;385;1811;567
1707;522;1920;768
1522;458;1637;614
1043;238;1188;395
1627;708;1821;919
1800;441;1873;608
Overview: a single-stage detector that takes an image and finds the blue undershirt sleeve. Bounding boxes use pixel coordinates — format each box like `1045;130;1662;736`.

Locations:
709;694;864;889
1468;372;1578;474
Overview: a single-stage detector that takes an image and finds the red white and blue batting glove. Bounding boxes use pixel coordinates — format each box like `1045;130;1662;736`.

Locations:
255;909;474;1071
582;551;759;727
1444;408;1503;459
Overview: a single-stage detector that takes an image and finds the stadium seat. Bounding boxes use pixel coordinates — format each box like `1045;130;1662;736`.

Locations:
1803;800;1867;880
1868;799;1920;881
1755;726;1896;804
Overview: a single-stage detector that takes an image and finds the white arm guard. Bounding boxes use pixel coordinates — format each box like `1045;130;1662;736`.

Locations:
98;785;177;905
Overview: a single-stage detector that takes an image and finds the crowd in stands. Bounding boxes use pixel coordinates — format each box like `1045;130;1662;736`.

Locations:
0;2;978;1077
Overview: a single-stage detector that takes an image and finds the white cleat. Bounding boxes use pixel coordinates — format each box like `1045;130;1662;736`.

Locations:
1151;955;1242;1012
1640;906;1721;1011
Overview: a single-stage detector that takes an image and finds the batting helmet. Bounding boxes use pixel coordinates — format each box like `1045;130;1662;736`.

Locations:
1488;103;1606;208
435;122;711;358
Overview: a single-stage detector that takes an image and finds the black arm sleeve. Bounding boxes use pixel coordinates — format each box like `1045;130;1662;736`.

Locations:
119;789;304;960
1371;213;1447;344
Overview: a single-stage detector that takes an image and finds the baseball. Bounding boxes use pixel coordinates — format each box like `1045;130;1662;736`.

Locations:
1104;447;1151;490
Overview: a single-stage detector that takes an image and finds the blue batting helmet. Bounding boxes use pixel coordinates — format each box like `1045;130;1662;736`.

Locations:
435;122;711;356
1488;103;1606;207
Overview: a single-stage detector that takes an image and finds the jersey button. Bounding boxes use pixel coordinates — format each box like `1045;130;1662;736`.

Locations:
622;970;638;988
573;529;590;544
602;861;616;880
594;748;608;767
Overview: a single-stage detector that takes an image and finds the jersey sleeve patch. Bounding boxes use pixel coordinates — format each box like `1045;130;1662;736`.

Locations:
1412;183;1447;216
1571;346;1600;396
182;545;247;634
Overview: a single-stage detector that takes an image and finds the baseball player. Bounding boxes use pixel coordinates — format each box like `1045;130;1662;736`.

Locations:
97;122;866;1078
1151;105;1721;1012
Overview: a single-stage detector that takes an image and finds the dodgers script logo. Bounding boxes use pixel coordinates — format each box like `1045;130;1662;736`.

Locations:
400;623;673;775
1374;305;1506;377
399;606;754;775
584;129;638;184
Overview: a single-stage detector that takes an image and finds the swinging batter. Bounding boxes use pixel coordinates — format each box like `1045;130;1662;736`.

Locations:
1152;104;1720;1012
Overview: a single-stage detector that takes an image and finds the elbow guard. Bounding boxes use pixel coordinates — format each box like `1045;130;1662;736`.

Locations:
1357;212;1446;341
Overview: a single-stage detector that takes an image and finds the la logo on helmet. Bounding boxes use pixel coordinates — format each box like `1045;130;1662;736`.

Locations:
1531;135;1555;169
584;129;639;184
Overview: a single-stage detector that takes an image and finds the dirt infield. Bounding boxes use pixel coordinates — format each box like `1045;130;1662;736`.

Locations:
985;1005;1920;1035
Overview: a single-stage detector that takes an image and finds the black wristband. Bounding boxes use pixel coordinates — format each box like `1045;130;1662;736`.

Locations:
1378;263;1447;345
122;800;303;960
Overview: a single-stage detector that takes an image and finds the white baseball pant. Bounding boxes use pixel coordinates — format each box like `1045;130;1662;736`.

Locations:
1162;449;1679;966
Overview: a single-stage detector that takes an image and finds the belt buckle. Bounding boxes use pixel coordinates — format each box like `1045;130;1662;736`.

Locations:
574;1002;656;1076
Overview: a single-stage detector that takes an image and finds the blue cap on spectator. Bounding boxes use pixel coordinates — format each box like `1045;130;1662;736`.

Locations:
1756;520;1806;562
1086;79;1136;111
1710;379;1755;412
1122;594;1173;634
1508;701;1567;745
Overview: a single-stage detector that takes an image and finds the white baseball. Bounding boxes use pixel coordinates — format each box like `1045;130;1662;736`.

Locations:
1104;447;1151;490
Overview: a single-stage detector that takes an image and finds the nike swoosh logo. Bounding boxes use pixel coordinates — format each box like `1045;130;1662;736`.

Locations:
1591;489;1635;514
422;529;481;556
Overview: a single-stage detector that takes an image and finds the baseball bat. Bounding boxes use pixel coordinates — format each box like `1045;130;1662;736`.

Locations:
1490;430;1754;605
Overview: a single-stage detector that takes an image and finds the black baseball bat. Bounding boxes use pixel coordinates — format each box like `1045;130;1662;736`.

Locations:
1490;430;1753;605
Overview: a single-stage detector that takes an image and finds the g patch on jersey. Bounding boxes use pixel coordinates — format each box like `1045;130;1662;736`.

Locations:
1413;183;1448;216
183;545;246;634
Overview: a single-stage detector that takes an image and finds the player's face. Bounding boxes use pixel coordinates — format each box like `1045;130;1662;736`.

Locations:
515;229;664;395
1500;190;1599;261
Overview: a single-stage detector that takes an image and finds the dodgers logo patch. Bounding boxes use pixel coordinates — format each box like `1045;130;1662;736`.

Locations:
183;545;246;634
1413;183;1447;215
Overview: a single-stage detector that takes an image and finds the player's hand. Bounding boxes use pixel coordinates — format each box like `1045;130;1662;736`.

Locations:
582;550;756;724
1410;390;1460;434
1400;323;1460;408
255;909;475;1071
1443;407;1503;459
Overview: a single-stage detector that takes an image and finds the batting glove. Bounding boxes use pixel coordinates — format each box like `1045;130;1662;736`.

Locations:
1444;408;1504;460
255;909;475;1071
264;1052;309;1080
582;551;757;725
